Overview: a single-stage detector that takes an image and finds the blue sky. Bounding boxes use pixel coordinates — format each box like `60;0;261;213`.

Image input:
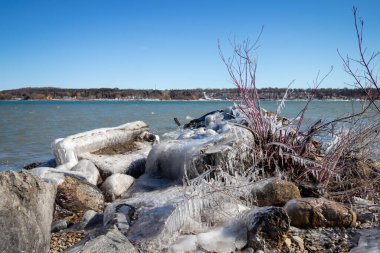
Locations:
0;0;379;90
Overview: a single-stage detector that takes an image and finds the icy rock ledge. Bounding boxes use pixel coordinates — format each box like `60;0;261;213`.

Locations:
52;121;157;179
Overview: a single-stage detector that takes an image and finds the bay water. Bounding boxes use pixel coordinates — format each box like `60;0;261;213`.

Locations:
0;100;369;171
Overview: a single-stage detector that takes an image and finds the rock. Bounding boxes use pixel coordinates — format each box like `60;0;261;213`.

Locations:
0;171;56;253
358;212;375;223
284;198;357;228
71;159;101;185
145;123;253;181
100;173;134;202
103;202;135;234
350;228;380;253
244;207;290;251
64;228;137;253
291;235;305;251
51;219;68;232
56;175;104;214
251;177;301;207
77;210;103;230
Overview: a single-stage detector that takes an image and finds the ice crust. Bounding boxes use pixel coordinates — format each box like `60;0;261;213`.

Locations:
52;121;149;170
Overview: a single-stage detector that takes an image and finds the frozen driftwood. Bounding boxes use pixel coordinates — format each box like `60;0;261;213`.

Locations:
52;121;157;178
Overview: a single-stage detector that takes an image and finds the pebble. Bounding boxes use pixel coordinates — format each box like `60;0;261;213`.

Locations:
49;232;85;253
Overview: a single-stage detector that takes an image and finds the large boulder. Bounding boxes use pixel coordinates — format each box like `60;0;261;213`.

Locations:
56;175;104;214
100;173;134;202
0;171;56;253
284;198;357;228
251;177;301;207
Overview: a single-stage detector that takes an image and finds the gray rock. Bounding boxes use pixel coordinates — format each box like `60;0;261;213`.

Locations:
100;173;134;202
78;210;103;230
103;202;135;234
251;177;301;207
0;171;56;253
64;228;137;253
358;212;375;223
51;219;68;232
56;175;104;213
71;159;101;185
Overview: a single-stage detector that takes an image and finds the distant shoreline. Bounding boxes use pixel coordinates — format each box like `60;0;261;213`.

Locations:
0;87;372;101
0;98;367;102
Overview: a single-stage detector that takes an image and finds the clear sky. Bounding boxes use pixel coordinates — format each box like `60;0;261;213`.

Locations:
0;0;379;90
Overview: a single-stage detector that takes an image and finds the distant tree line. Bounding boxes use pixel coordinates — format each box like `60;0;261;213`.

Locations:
0;87;371;100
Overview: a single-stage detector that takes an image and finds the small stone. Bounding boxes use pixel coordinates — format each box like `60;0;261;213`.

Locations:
284;237;292;248
51;220;68;232
242;248;254;253
358;212;374;223
291;235;304;251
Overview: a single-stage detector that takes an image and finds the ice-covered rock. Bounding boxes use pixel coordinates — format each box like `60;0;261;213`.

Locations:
284;198;357;228
52;121;156;178
145;123;253;181
168;235;198;253
30;166;95;185
100;173;134;202
116;174;250;252
79;147;149;179
71;159;101;185
0;171;56;253
197;223;247;253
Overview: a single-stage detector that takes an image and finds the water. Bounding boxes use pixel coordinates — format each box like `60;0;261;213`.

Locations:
0;100;370;171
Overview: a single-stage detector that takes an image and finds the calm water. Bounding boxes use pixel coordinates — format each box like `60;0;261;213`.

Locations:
0;100;369;171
